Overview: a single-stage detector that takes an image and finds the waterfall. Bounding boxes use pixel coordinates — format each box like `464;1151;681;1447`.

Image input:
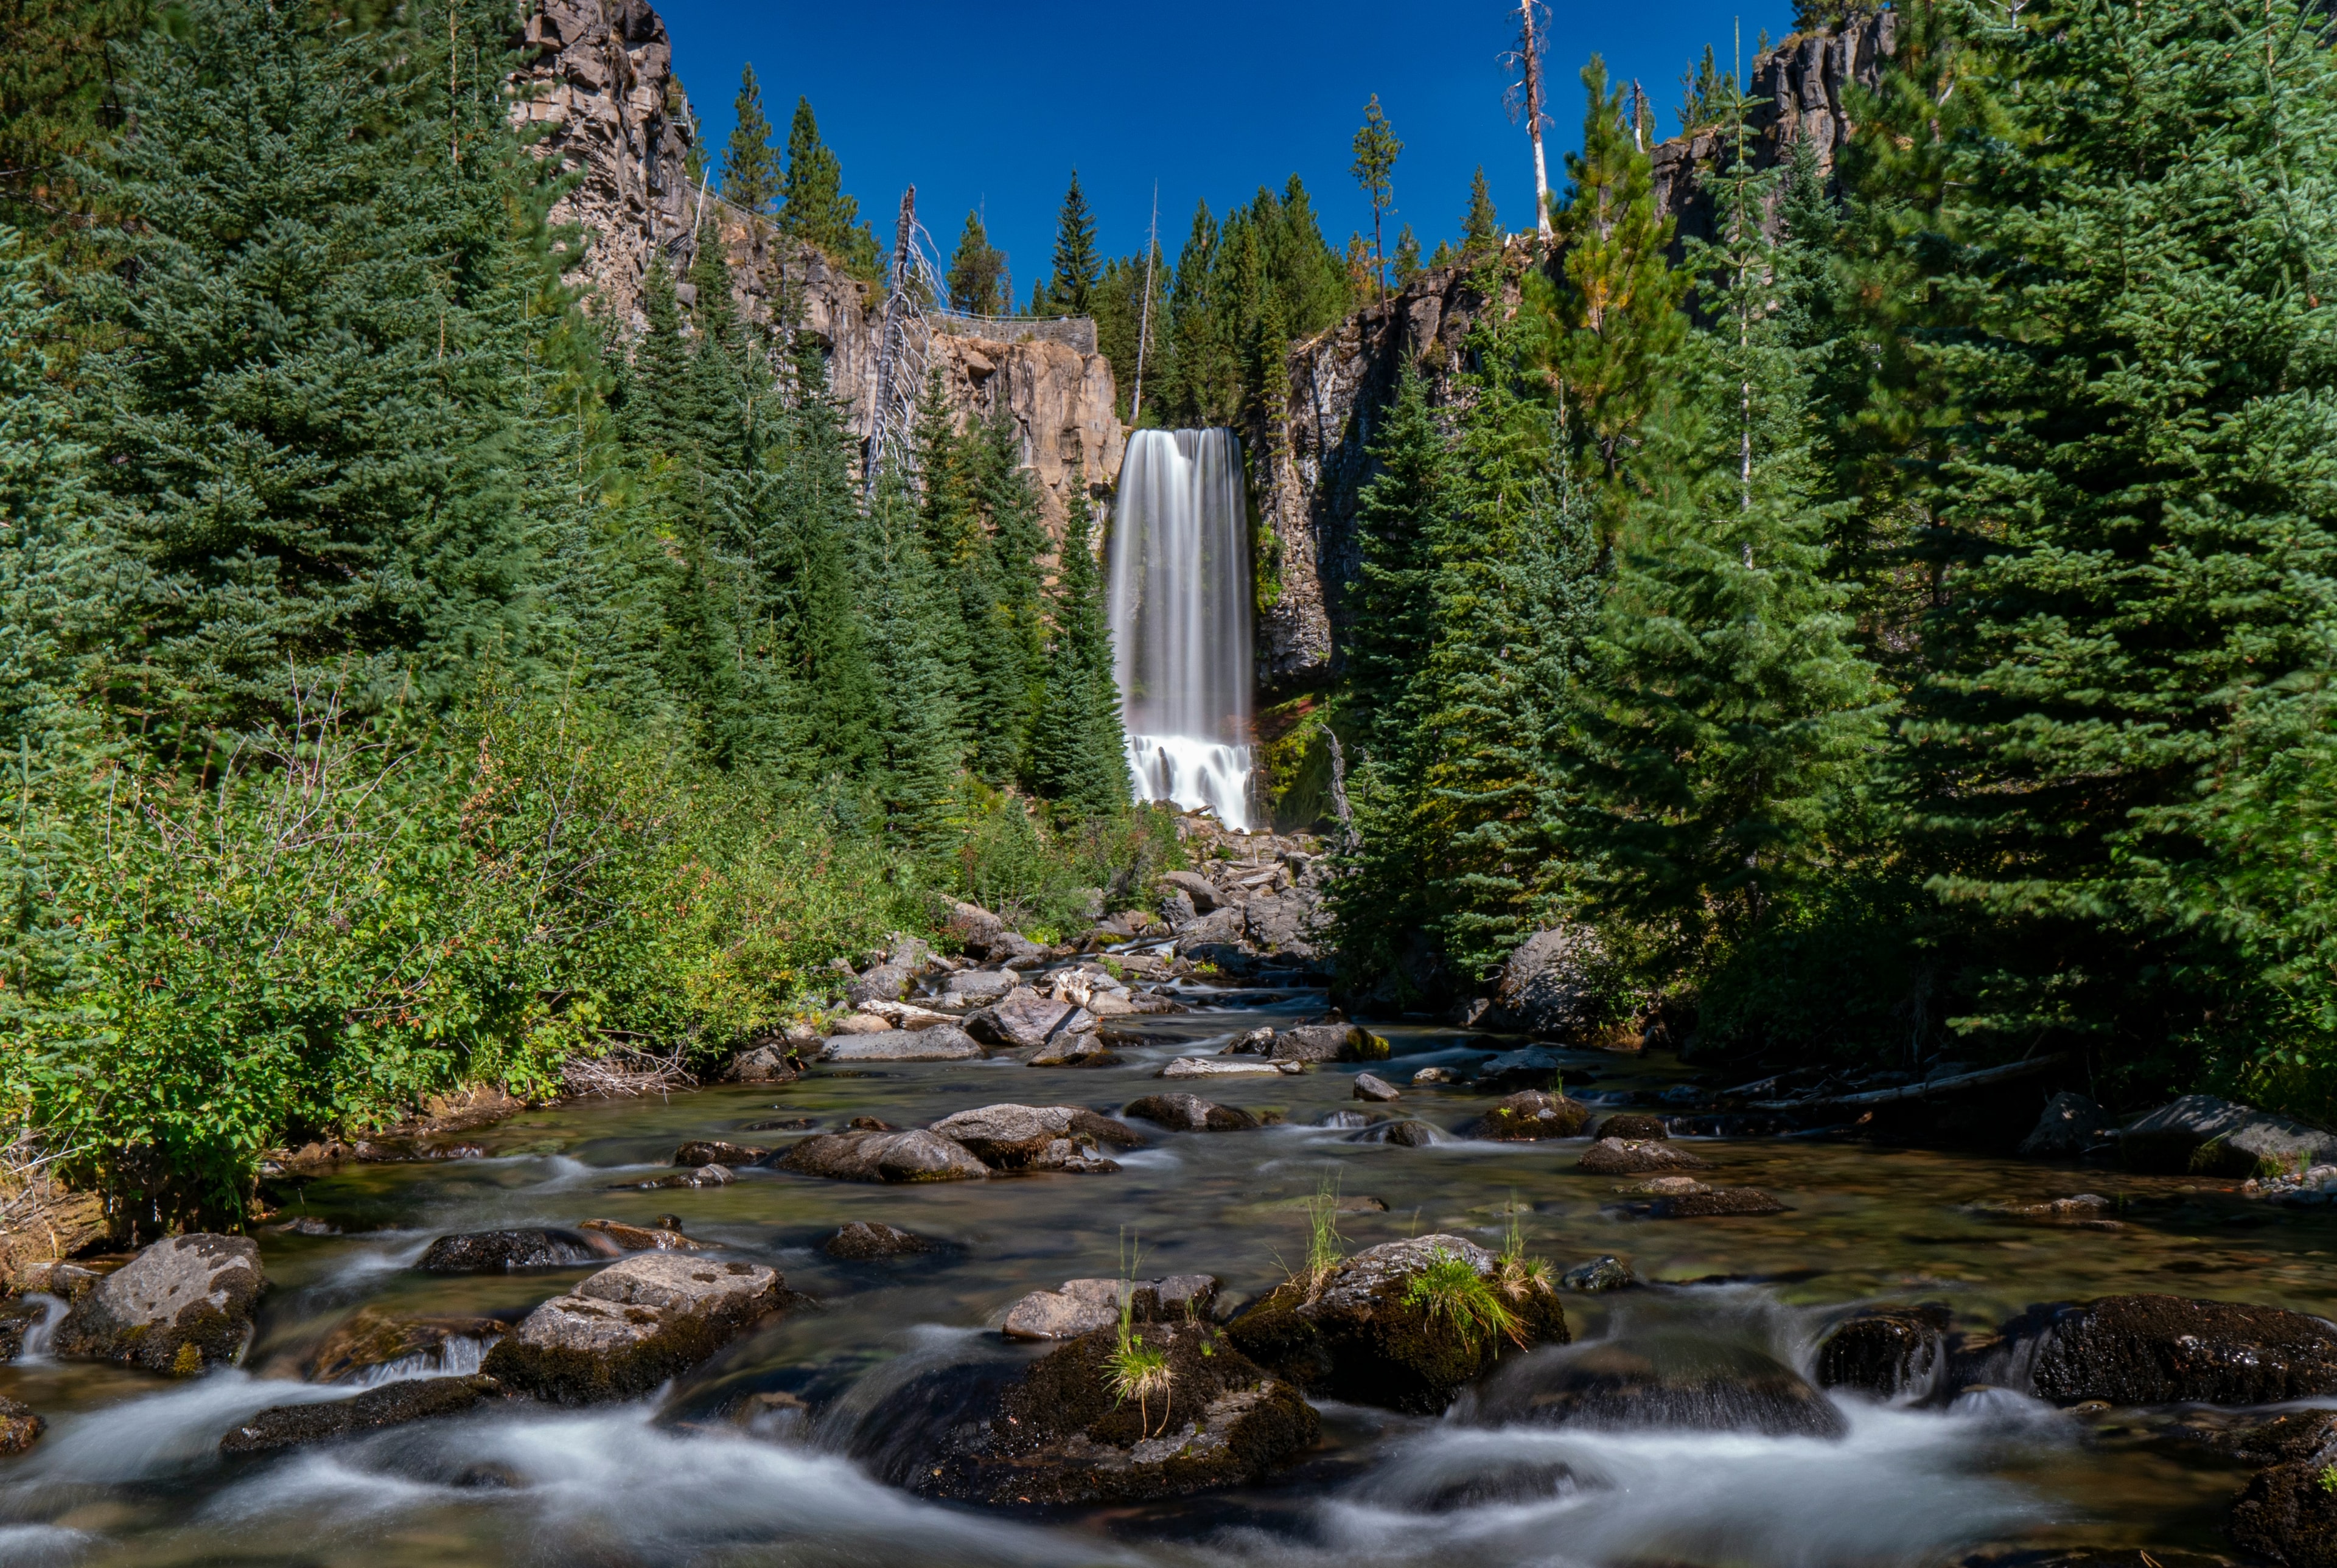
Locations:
1107;429;1255;831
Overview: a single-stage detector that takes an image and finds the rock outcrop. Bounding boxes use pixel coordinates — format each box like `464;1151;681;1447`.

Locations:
481;1253;790;1402
52;1234;264;1376
220;1376;505;1455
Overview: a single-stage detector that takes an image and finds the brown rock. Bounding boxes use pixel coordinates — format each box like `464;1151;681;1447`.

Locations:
1470;1092;1591;1141
1121;1095;1260;1132
578;1219;711;1253
2022;1295;2337;1407
1640;1188;1787;1219
481;1254;792;1404
1576;1138;1708;1176
0;1397;42;1456
823;1222;934;1259
222;1376;503;1455
306;1307;513;1383
674;1141;767;1167
774;1131;989;1183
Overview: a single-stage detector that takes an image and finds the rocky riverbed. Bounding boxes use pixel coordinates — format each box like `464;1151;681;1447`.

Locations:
1;960;2336;1566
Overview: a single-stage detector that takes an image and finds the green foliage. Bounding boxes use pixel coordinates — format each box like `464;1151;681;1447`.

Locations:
945;211;1010;316
1461;166;1501;258
777;96;879;281
1350;94;1403;300
0;0;151;243
1155;181;1350;428
1040;171;1101;319
1029;494;1131;818
722;64;780;215
1402;1248;1521;1351
1392;224;1421;287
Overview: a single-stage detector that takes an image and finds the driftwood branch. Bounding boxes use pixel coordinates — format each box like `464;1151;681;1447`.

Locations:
1750;1053;2068;1112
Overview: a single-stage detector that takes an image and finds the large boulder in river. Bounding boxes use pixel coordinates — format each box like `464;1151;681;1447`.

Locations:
52;1234;264;1376
1270;1023;1388;1063
2233;1458;2337;1568
1577;1138;1706;1176
221;1375;505;1454
1461;1336;1846;1438
2120;1095;2337;1175
1122;1094;1260;1132
416;1228;612;1272
1226;1235;1568;1414
1815;1305;1951;1400
2018;1092;2120;1159
481;1253;791;1402
823;1221;934;1259
306;1307;512;1382
1001;1274;1220;1340
772;1129;990;1183
1469;1091;1591;1141
2013;1294;2337;1406
821;1025;986;1062
927;1104;1143;1172
889;1322;1318;1507
1484;924;1608;1037
965;990;1087;1051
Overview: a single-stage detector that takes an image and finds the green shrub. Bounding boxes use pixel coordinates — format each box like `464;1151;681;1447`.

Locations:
1402;1247;1521;1351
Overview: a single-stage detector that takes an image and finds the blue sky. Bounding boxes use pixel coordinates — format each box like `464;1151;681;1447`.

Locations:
659;0;1797;297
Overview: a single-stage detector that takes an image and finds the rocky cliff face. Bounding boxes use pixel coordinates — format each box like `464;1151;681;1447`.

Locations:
1245;13;1895;696
508;0;1120;531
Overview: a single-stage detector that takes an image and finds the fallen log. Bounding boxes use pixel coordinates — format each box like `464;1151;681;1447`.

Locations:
1750;1053;2068;1112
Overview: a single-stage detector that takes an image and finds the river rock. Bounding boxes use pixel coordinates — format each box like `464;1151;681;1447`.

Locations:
724;1042;803;1084
1271;1024;1389;1063
612;1163;733;1190
1410;1065;1460;1085
1158;869;1223;913
1161;1056;1298;1078
829;1012;896;1036
579;1219;710;1252
892;1322;1317;1508
927;1104;1143;1172
481;1253;791;1403
964;989;1080;1050
1484;924;1607;1036
1577;1138;1707;1176
1815;1305;1951;1399
1159;887;1197;927
1472;1047;1574;1095
2018;1092;2120;1159
1560;1256;1635;1293
1221;1026;1279;1056
1226;1235;1568;1414
822;1025;985;1062
823;1222;934;1259
1001;1275;1220;1340
1353;1073;1400;1103
846;964;913;1008
1596;1113;1669;1140
1469;1092;1592;1141
0;1398;41;1456
1463;1337;1847;1438
675;1140;767;1167
1632;1187;1787;1218
2014;1294;2337;1406
221;1375;505;1455
773;1130;990;1183
1351;1119;1440;1146
1122;1094;1260;1132
52;1234;265;1376
2233;1462;2337;1568
2122;1095;2337;1175
307;1307;511;1382
943;967;1020;1003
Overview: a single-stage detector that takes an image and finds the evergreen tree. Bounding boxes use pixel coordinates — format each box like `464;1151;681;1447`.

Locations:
1350;94;1402;303
1676;43;1729;134
1461;166;1501;257
1392;224;1421;287
945;210;1009;315
1165;201;1238;428
1042;170;1102;318
861;477;962;855
1029;493;1130;817
777;96;879;280
1343;360;1450;761
766;338;878;776
0;223;94;753
724;64;780;215
0;0;150;241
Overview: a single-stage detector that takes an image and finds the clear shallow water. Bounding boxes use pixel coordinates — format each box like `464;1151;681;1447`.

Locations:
0;985;2325;1566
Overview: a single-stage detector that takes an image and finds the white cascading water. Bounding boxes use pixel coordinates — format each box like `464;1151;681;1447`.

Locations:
1107;429;1254;831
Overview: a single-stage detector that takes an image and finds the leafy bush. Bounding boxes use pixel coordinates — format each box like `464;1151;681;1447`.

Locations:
948;786;1180;942
1402;1247;1521;1351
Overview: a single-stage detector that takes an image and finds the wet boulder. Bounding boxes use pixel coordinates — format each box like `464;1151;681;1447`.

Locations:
578;1218;710;1252
1271;1024;1389;1064
1221;1026;1278;1056
927;1103;1141;1173
1122;1094;1260;1132
1352;1072;1401;1102
221;1375;505;1455
481;1253;792;1403
1225;1235;1568;1414
1469;1092;1592;1141
674;1140;767;1167
2016;1294;2337;1406
772;1130;989;1183
1596;1113;1669;1140
822;1025;986;1062
417;1232;610;1273
895;1322;1318;1507
823;1221;934;1259
1002;1274;1220;1340
1576;1138;1707;1176
1815;1305;1951;1399
1629;1187;1787;1219
2170;1407;2337;1466
1462;1336;1847;1438
723;1042;803;1084
610;1163;733;1191
2121;1095;2337;1176
52;1233;265;1376
1161;1056;1297;1079
306;1308;512;1382
2018;1092;2120;1159
1559;1256;1635;1294
2233;1461;2337;1568
1350;1119;1441;1146
0;1398;41;1455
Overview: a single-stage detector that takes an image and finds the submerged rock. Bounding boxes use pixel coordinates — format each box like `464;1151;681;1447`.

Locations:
612;1163;734;1191
926;1103;1142;1172
306;1308;511;1383
1559;1256;1635;1294
1001;1274;1221;1340
221;1375;505;1455
0;1398;41;1456
674;1140;767;1167
1815;1305;1951;1400
52;1234;265;1376
896;1322;1318;1507
2017;1294;2337;1406
1595;1113;1669;1141
1576;1138;1707;1176
773;1130;989;1183
823;1222;934;1259
2233;1460;2337;1568
1122;1094;1260;1132
1462;1337;1846;1439
1469;1092;1591;1141
481;1254;791;1404
822;1026;985;1062
578;1219;710;1252
1225;1235;1568;1414
1628;1187;1787;1219
2168;1407;2337;1466
416;1229;611;1272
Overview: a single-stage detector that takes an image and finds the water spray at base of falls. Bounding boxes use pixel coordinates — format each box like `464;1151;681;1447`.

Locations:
1108;429;1255;831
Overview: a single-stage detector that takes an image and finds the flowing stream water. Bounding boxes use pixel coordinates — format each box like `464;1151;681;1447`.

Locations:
0;978;2324;1566
1108;430;1255;830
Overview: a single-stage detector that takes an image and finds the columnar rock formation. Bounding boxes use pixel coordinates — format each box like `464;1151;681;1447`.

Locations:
507;0;1120;530
1245;12;1895;695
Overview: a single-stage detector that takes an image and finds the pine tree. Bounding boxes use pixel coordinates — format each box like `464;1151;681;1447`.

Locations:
1166;201;1238;428
1349;94;1402;302
1043;170;1102;318
1676;43;1729;134
1344;360;1450;760
1533;57;1690;480
777;96;879;280
945;210;1009;315
861;477;962;855
766;338;878;777
0;0;151;242
1461;166;1500;257
1029;493;1130;817
723;63;780;215
1392;224;1421;287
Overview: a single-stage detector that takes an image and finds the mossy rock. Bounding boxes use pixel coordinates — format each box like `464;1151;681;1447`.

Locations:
1469;1092;1591;1141
1226;1235;1568;1415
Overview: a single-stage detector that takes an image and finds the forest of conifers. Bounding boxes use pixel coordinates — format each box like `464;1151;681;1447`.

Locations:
4;0;2337;1228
